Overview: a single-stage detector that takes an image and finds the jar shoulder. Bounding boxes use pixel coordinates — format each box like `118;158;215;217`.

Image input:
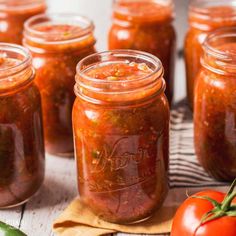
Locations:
185;28;208;48
109;22;176;36
0;82;42;121
73;95;169;134
195;69;236;109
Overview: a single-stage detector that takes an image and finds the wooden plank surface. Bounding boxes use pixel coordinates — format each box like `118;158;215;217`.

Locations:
0;207;22;230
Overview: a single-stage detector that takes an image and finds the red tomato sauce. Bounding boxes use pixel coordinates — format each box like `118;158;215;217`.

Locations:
0;57;20;68
85;62;153;80
195;39;236;181
0;53;45;208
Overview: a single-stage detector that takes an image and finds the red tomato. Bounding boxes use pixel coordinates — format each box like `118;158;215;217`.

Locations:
171;186;236;236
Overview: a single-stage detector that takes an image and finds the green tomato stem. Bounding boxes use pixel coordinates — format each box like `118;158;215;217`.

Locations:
192;178;236;227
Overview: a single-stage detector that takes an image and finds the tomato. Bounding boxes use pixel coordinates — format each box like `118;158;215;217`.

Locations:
171;180;236;236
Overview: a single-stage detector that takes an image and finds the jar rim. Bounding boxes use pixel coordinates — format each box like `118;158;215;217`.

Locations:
24;13;95;45
189;0;236;30
0;43;32;79
190;0;236;12
201;27;236;75
203;27;236;60
189;0;236;7
0;0;46;11
75;50;165;105
112;0;174;23
76;49;163;84
113;0;173;9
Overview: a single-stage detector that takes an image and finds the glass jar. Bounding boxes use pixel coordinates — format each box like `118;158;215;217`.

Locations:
108;0;176;104
185;0;236;109
194;28;236;181
0;0;46;44
23;14;96;157
0;43;45;208
73;50;169;224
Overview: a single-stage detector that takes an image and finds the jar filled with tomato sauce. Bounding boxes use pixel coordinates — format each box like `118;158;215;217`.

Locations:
73;50;169;223
23;14;96;157
108;0;176;104
0;0;46;44
185;0;236;109
0;43;45;208
194;28;236;181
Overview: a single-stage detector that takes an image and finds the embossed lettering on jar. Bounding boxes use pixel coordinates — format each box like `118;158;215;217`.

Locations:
0;0;46;44
73;50;170;224
194;28;236;181
0;43;45;208
185;0;236;109
108;0;176;103
23;14;96;156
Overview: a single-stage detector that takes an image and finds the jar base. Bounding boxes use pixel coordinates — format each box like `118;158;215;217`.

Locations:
123;214;153;225
47;151;74;158
0;181;43;209
208;171;236;182
97;212;154;225
0;197;30;209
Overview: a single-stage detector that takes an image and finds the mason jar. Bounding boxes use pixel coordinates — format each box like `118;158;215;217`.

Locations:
73;50;169;223
185;0;236;109
0;43;45;208
23;14;96;156
194;28;236;181
0;0;46;44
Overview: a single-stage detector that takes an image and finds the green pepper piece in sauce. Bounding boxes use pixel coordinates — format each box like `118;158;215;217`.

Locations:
0;221;27;236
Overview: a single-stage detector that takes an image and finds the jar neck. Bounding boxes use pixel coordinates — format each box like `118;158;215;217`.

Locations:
23;14;96;53
189;0;236;31
112;0;174;26
0;43;34;96
0;0;46;13
75;50;165;106
201;28;236;76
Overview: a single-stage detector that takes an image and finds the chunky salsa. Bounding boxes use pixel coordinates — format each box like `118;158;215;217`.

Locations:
73;52;169;223
24;15;96;156
85;62;153;80
108;0;176;103
0;47;45;208
0;0;46;44
194;32;236;181
185;2;236;109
